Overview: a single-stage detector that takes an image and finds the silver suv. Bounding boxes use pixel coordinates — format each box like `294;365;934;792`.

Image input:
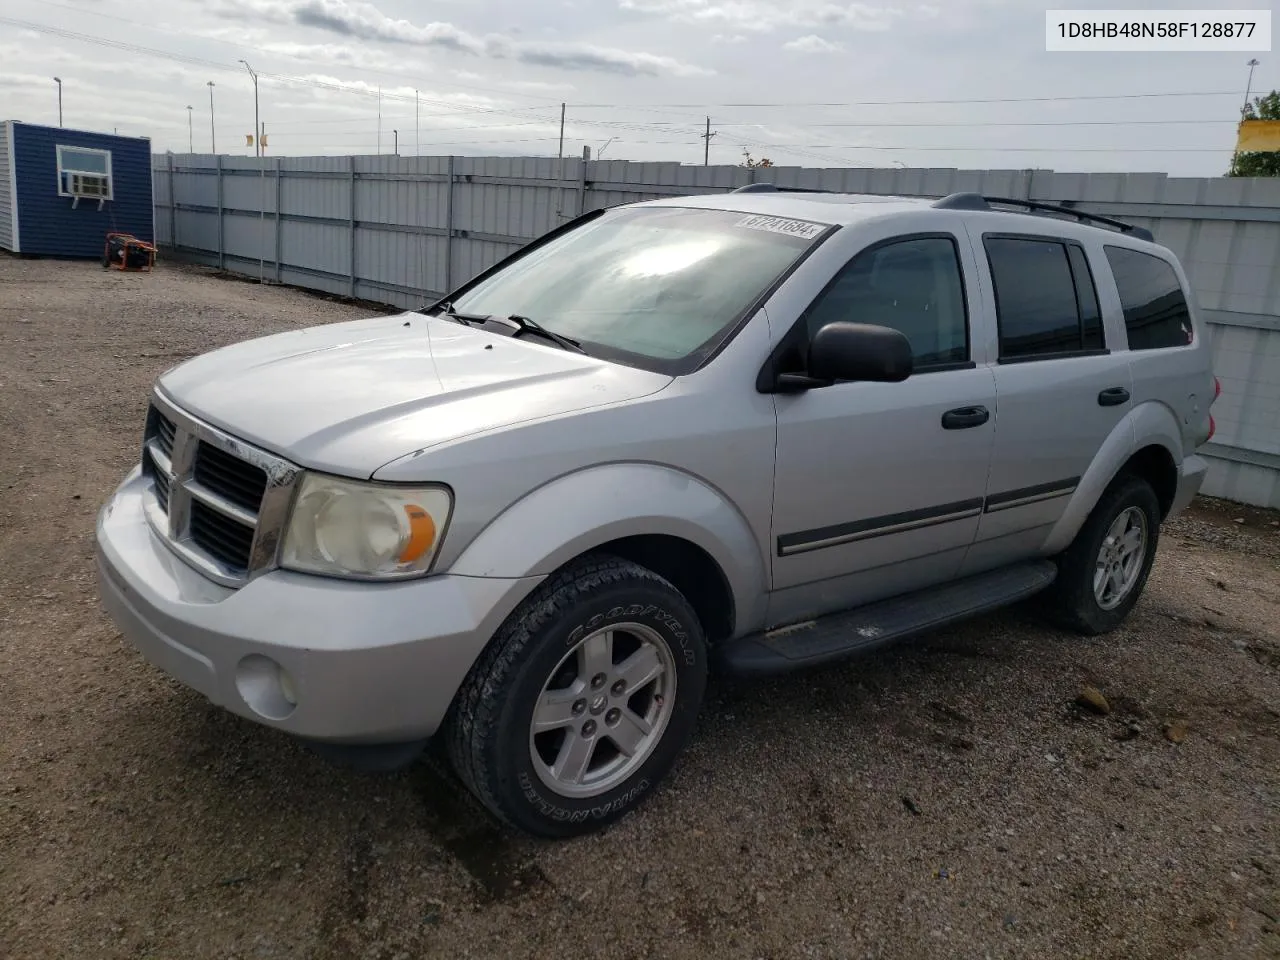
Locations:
95;188;1217;837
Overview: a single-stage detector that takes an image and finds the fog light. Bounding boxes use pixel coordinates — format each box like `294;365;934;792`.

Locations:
234;654;298;721
279;668;298;706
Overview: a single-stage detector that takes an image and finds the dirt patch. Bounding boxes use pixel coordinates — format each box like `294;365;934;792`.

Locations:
1;256;1277;960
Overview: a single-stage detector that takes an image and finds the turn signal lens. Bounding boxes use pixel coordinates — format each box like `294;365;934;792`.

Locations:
398;505;438;563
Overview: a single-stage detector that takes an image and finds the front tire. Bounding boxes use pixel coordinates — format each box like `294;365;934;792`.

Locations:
445;555;707;838
1047;474;1161;635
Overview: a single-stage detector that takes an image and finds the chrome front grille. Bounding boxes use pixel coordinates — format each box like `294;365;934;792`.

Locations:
194;444;268;513
140;392;301;587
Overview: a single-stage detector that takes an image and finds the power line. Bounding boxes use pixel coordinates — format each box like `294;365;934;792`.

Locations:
247;135;1237;154
275;120;560;137
569;91;1248;108
264;109;550;127
728;119;1243;128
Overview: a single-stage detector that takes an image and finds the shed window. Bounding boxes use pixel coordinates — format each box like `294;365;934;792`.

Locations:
56;145;113;200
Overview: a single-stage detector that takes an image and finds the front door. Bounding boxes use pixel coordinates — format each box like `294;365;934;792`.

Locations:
768;229;997;626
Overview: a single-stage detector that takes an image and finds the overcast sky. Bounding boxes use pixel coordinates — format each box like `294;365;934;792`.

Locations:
0;0;1275;175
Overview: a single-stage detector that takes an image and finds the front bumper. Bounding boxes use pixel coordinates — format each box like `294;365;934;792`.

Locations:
95;466;542;744
1168;453;1209;519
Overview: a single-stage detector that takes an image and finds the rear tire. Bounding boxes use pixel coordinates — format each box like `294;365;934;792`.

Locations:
445;555;707;838
1046;474;1161;635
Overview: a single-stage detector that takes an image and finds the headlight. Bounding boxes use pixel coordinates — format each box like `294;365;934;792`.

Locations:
281;474;452;580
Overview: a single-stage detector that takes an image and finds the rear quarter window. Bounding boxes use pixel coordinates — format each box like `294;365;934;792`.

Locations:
1103;246;1194;350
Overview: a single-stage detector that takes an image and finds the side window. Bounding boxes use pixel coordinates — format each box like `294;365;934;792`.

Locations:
984;236;1104;361
804;236;968;368
1067;245;1104;351
1104;245;1194;350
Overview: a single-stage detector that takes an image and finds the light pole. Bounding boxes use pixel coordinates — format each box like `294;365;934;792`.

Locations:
53;77;62;126
393;129;399;155
186;105;193;153
1243;58;1261;117
207;81;216;153
238;60;260;158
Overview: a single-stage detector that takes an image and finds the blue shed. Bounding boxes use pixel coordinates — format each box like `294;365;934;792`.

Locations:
0;121;153;257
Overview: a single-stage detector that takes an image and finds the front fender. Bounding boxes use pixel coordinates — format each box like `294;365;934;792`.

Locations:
1041;400;1182;555
447;462;768;635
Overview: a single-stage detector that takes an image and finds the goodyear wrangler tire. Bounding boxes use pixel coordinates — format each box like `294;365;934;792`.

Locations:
445;554;708;838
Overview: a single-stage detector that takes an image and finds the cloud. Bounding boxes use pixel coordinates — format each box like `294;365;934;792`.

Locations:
618;0;906;32
292;0;485;52
711;33;747;43
216;0;709;76
515;42;711;77
783;34;845;52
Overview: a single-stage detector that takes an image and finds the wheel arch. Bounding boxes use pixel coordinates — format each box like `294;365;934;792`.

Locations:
447;462;767;640
1042;401;1183;555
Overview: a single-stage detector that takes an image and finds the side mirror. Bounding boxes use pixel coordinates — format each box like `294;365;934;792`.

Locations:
807;321;913;383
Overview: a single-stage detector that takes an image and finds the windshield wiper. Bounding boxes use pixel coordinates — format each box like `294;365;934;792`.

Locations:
429;304;585;354
431;301;489;326
504;315;586;354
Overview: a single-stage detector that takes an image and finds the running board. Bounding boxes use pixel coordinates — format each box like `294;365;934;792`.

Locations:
718;560;1058;678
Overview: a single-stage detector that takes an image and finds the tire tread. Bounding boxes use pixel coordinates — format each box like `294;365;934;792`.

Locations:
445;554;683;831
1046;473;1161;635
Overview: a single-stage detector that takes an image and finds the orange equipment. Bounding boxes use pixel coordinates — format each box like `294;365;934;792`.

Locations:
102;232;157;272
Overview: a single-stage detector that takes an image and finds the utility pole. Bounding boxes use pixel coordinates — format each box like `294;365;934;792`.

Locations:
415;89;420;155
186;105;193;152
558;102;566;158
208;81;216;153
701;116;716;166
258;122;266;282
1243;58;1261;116
377;85;382;154
53;77;62;126
239;60;260;158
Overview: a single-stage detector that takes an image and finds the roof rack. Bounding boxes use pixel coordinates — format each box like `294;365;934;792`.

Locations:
732;183;834;194
931;192;1154;243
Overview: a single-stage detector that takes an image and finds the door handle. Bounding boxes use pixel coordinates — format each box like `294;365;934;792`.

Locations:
941;405;990;430
1097;387;1130;407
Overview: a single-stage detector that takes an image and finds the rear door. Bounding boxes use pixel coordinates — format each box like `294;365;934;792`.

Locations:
962;230;1135;573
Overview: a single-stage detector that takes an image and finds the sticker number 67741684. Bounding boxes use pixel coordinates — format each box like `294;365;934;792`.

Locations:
735;214;827;240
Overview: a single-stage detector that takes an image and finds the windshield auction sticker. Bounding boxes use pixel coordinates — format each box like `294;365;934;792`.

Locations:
735;214;828;240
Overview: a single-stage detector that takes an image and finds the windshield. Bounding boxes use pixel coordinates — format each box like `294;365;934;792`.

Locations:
447;205;829;373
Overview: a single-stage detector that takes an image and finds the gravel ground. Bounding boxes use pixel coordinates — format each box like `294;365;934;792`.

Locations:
1;256;1277;960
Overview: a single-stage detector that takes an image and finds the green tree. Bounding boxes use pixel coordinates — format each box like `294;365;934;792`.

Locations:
1227;90;1280;177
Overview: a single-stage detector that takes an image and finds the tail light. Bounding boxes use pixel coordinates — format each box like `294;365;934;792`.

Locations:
1205;377;1220;442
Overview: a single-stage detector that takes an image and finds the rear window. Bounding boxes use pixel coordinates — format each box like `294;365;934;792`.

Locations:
1104;246;1194;350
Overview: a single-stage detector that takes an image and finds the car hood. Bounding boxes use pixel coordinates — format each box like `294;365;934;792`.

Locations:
157;312;673;476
